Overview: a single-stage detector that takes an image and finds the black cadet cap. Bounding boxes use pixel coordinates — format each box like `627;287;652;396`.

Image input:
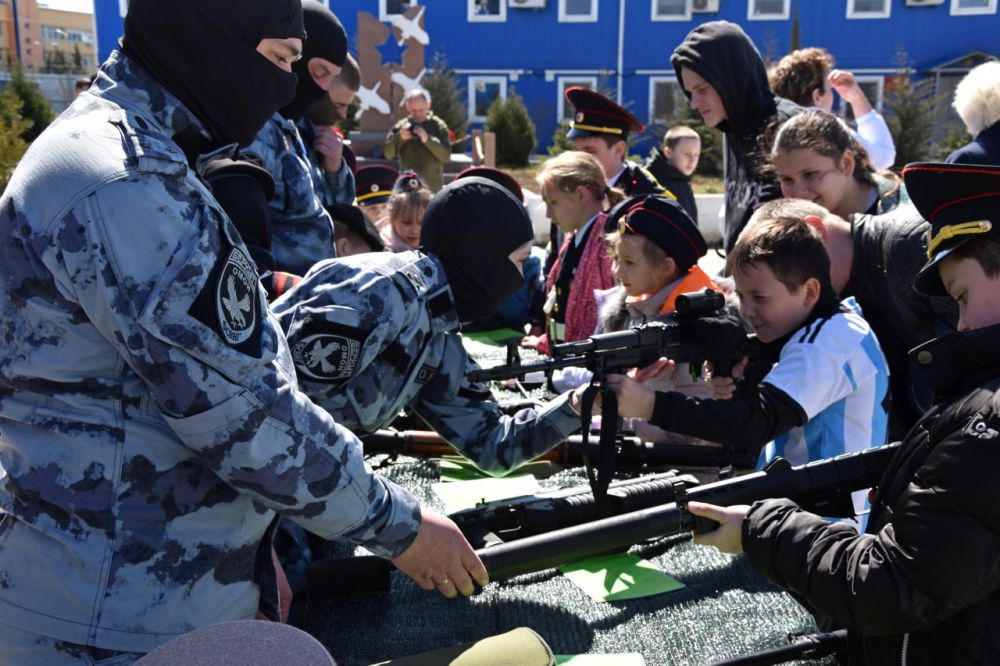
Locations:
455;166;524;203
565;86;645;141
327;202;385;252
355;164;398;206
342;142;357;176
608;194;708;273
906;162;1000;296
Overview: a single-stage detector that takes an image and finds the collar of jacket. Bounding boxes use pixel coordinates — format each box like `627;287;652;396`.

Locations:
97;51;220;158
911;323;1000;400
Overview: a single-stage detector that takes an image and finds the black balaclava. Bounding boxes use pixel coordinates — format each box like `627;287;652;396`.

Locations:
279;0;348;121
420;178;533;323
122;0;305;148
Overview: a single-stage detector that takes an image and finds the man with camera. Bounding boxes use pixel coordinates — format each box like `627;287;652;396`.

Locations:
384;88;451;191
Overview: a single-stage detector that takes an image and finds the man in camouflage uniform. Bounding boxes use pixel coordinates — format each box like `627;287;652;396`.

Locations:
384;88;452;192
280;1;359;209
0;1;485;662
272;178;583;473
244;0;346;275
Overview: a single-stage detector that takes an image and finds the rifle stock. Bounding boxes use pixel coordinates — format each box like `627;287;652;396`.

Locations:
476;443;900;581
360;429;758;469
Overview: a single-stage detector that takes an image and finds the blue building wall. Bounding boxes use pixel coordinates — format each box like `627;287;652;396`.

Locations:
94;0;999;156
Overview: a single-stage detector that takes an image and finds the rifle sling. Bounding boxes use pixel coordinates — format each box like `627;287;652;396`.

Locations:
579;380;619;518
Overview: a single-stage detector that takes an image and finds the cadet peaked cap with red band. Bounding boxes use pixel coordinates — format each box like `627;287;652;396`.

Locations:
565;86;644;141
393;169;426;194
355;164;398;206
455;166;524;203
608;194;707;273
905;162;1000;296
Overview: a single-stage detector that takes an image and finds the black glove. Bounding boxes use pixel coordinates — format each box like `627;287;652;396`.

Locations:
203;157;276;273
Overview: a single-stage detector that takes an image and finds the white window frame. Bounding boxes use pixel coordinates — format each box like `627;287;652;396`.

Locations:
652;0;693;21
379;0;418;21
468;75;508;123
950;0;997;15
468;0;508;22
559;0;599;22
557;75;598;123
647;76;687;125
838;74;885;116
118;0;129;18
846;0;891;19
747;0;790;20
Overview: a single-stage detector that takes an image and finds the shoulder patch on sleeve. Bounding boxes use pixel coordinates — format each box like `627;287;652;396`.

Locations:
290;321;371;384
188;245;263;356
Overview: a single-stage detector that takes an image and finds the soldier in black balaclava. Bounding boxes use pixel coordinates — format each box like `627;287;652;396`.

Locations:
243;0;351;276
0;0;492;660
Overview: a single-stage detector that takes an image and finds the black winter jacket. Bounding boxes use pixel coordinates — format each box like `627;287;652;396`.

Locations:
743;324;1000;665
644;148;698;222
846;205;958;435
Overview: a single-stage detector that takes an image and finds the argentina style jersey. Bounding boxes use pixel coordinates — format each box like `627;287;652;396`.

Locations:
758;297;890;524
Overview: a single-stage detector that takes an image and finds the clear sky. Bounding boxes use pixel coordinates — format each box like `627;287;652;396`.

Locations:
37;0;94;14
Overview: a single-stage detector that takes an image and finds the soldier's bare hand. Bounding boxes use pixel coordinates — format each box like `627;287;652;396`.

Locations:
392;509;488;599
313;126;344;173
413;126;429;143
399;127;413;142
688;501;749;554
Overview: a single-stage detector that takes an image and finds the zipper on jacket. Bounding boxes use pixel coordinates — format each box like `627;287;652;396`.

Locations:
900;633;910;665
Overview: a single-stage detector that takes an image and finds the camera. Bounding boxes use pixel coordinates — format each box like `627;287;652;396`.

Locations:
406;120;423;132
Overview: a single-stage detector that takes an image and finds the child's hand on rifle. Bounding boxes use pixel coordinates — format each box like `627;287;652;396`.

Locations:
604;374;656;420
629;357;676;383
703;356;748;400
687;501;749;554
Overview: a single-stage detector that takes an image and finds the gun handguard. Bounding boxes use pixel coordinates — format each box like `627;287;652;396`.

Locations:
476;443;900;581
450;470;701;548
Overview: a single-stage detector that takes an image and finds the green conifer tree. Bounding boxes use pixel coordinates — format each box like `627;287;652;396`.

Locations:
486;91;536;167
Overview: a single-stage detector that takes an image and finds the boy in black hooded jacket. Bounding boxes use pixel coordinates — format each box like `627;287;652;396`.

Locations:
671;21;802;253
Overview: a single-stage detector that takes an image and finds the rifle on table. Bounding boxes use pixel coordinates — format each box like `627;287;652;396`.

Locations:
360;429;759;470
468;289;749;385
475;442;899;582
450;470;702;549
708;629;848;665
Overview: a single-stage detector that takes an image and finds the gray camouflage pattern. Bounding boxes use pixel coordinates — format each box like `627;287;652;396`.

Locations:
0;51;420;655
296;116;356;208
244;113;336;275
271;251;581;475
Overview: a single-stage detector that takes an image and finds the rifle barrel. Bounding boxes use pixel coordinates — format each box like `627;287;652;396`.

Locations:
477;443;899;581
707;630;848;666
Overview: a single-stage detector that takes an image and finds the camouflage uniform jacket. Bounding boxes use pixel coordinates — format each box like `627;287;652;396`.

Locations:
244;113;336;275
0;51;421;653
271;251;581;475
383;112;451;192
296;116;357;208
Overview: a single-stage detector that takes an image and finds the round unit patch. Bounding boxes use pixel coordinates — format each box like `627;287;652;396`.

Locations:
292;333;362;382
217;247;259;346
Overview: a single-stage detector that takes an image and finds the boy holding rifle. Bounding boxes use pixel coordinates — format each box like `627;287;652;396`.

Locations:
606;205;890;522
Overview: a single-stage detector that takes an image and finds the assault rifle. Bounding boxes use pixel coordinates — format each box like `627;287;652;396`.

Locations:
474;442;899;581
450;470;702;549
709;629;848;665
468;289;749;384
360;429;759;470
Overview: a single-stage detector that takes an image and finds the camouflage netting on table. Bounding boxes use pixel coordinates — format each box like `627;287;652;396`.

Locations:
304;459;836;666
302;333;836;665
